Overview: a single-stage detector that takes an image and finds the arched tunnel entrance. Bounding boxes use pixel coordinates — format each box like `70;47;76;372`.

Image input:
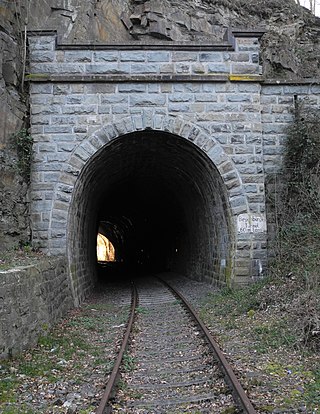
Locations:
67;130;234;302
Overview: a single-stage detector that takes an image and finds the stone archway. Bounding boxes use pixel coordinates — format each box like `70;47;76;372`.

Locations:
44;114;246;304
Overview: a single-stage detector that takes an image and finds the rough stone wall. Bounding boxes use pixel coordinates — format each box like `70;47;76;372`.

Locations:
0;258;73;359
0;4;29;250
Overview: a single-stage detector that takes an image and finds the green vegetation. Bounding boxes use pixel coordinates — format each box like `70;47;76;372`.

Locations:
12;128;33;183
304;364;320;407
1;406;35;414
200;279;268;319
0;377;18;403
122;352;136;372
135;306;148;314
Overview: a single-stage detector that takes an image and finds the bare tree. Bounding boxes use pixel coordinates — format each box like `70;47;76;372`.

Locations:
294;0;319;14
309;0;316;14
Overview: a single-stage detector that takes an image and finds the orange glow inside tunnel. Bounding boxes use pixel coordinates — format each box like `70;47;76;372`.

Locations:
96;233;115;262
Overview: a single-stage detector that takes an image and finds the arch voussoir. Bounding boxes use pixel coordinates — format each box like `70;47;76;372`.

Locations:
114;116;135;136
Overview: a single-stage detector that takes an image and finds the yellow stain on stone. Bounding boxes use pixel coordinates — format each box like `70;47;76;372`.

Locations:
229;74;262;82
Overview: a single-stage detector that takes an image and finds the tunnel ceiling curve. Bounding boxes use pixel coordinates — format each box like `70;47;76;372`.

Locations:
68;130;234;284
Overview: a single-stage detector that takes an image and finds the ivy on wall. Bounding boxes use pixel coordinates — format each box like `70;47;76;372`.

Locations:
12;128;33;183
284;97;320;216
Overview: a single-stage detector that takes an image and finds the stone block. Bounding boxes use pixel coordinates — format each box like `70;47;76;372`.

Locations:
112;105;129;114
85;84;116;94
32;105;61;115
199;52;223;62
168;94;193;102
261;86;284;95
168;103;191;112
175;63;191;73
98;105;111;114
130;94;166;106
31;63;85;74
201;137;215;153
238;165;259;175
131;63;159;74
283;85;310;95
232;63;259;74
52;84;70;95
263;124;286;134
31;200;52;212
194;93;217;102
28;36;55;51
65;96;82;105
101;95;128;104
227;94;251;102
93;51;119;62
160;63;175;73
263;146;283;155
238;84;260;93
191;63;206;74
64;51;93;63
32;115;50;125
251;53;259;64
120;51;146;61
118;84;147;93
207;145;228;166
62;105;97;115
86;63;130;74
172;52;198;61
228;52;250;62
38;143;56;153
44;125;73;134
148;84;160;93
72;146;90;162
51;208;68;221
30;51;55;63
244;184;258;193
147;52;170;62
207;63;230;73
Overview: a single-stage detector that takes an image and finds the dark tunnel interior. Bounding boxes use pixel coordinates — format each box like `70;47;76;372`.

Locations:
68;130;233;294
97;178;186;275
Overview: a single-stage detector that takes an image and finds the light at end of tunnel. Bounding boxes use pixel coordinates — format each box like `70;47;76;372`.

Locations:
97;233;115;262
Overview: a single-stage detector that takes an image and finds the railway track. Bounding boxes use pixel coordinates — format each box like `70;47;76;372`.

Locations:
97;275;256;414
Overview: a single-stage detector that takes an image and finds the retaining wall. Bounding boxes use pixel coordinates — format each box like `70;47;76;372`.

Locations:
0;258;73;358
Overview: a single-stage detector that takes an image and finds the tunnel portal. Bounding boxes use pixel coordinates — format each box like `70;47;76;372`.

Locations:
67;130;233;297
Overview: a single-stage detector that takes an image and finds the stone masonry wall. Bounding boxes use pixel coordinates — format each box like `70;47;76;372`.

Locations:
0;258;73;359
27;31;267;296
26;30;320;299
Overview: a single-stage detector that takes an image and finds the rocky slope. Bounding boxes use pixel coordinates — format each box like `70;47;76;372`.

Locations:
0;5;29;251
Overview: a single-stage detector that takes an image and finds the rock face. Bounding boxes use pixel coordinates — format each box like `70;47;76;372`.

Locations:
122;0;227;42
0;5;29;251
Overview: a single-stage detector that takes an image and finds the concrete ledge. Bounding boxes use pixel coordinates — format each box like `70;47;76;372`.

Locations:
26;74;231;83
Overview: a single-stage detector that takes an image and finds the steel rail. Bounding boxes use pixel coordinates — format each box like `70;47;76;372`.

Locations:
96;282;138;414
160;277;257;414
